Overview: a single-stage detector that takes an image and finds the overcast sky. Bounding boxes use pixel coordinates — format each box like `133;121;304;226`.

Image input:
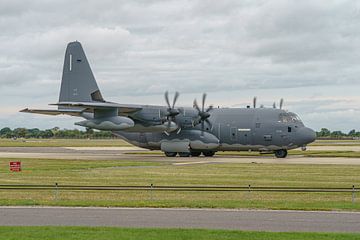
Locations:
0;0;359;132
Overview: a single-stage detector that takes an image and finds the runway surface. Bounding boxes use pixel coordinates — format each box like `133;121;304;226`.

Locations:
1;207;360;232
1;146;360;165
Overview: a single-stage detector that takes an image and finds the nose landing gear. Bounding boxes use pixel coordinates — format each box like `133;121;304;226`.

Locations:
274;149;288;158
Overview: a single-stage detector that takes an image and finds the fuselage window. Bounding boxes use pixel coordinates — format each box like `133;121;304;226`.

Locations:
288;127;292;132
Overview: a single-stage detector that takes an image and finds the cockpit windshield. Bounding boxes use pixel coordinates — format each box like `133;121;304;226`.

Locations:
279;112;303;124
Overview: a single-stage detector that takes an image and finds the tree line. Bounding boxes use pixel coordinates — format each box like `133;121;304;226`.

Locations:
0;127;359;139
0;127;113;139
316;128;360;138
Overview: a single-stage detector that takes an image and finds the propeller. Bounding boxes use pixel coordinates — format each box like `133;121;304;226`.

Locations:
273;98;284;109
164;91;180;129
279;98;284;110
193;93;213;136
253;96;257;108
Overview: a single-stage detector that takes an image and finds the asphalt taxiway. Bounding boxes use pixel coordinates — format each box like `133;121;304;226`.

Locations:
1;207;359;232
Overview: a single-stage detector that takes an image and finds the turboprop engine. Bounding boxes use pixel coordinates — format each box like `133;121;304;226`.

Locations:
75;116;134;130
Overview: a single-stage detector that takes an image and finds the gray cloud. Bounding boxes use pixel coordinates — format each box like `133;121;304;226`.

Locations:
0;0;359;131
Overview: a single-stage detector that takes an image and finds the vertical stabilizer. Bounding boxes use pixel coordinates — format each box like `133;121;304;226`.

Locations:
59;41;104;103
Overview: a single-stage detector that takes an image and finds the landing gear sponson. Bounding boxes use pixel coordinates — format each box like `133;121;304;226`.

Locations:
164;151;216;157
165;150;288;158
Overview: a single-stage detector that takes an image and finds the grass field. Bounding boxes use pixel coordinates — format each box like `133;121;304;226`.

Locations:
312;140;360;146
0;227;359;240
0;157;359;210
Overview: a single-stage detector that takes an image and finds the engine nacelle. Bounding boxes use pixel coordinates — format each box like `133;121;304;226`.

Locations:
75;116;134;130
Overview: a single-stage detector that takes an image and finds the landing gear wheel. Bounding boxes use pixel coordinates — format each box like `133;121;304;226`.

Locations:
164;152;177;157
274;149;288;158
179;152;191;157
190;151;201;157
203;151;215;157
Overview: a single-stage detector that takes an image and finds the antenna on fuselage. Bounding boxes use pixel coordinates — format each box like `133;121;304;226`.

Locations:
253;97;257;108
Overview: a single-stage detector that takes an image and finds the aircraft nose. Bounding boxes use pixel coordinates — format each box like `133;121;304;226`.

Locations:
298;127;316;145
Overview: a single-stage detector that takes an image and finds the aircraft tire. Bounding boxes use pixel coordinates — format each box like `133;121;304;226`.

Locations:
203;151;215;157
274;149;288;158
164;152;177;157
179;152;191;157
190;151;201;157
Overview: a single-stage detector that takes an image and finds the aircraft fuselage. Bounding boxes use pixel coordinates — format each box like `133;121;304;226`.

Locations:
113;106;315;154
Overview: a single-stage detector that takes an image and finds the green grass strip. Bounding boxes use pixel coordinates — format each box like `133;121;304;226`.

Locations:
0;227;359;240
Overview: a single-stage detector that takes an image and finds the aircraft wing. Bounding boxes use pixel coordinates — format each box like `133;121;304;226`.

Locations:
50;101;143;113
20;108;84;116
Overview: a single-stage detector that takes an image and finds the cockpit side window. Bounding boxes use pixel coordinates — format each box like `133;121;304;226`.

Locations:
279;112;303;125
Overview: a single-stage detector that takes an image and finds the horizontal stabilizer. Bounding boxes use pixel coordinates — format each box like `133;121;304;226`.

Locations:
20;108;84;116
51;102;142;113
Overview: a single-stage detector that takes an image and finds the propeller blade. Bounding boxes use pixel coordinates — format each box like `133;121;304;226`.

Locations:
193;99;201;112
164;91;170;108
202;93;207;112
172;91;179;108
201;121;205;136
253;96;257;108
273;102;276;108
279;98;284;109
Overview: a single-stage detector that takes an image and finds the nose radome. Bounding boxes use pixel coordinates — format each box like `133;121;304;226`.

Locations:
300;127;316;144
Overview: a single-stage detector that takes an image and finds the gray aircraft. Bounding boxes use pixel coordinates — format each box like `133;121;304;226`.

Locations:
21;41;316;158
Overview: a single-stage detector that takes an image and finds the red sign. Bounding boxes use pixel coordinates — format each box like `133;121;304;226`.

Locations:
9;161;21;172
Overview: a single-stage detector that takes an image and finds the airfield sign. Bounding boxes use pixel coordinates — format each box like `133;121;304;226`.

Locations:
9;161;21;172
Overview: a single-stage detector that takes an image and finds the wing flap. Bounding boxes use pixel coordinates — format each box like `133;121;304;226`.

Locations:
20;108;84;116
51;101;142;113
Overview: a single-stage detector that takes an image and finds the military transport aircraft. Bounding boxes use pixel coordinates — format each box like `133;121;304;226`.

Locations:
21;41;316;158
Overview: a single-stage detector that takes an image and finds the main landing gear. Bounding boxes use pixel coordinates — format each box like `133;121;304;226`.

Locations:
164;151;216;157
274;149;288;158
164;152;177;157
